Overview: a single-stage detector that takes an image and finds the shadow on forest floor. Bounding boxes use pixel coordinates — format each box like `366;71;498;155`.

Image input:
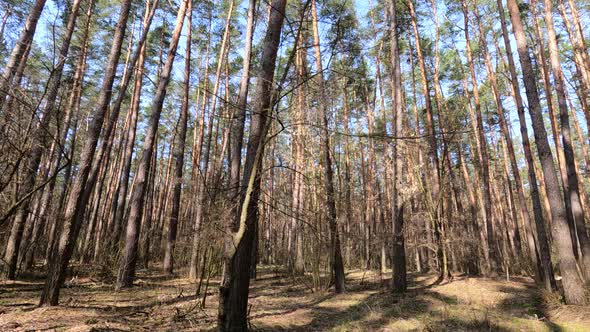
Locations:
1;265;590;331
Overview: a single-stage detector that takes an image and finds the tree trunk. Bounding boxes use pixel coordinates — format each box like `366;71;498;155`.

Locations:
506;0;586;305
39;0;134;306
108;0;157;250
495;0;553;290
311;0;345;292
540;0;590;281
163;0;192;275
388;0;406;292
217;1;287;329
116;0;187;289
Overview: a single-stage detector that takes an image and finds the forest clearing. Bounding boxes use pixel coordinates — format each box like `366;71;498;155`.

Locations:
2;266;590;331
2;0;590;330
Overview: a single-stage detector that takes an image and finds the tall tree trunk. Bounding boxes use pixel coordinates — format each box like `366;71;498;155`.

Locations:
311;0;345;292
40;0;134;306
529;0;578;258
217;0;287;329
163;0;192;275
229;0;256;206
495;0;553;290
116;0;187;289
388;0;406;292
540;0;590;281
506;0;586;305
290;26;306;275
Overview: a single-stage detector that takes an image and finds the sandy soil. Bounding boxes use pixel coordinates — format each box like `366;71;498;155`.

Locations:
1;266;589;331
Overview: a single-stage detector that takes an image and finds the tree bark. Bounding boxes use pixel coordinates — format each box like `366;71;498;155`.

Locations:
40;0;134;306
540;0;590;281
388;0;406;292
217;1;287;329
506;0;586;305
163;0;192;275
116;0;187;289
495;0;553;290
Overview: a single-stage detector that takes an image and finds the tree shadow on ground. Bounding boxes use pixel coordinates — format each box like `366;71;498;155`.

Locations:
252;274;565;332
496;285;566;332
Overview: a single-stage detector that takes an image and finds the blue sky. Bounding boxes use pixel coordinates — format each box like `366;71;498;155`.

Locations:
13;0;590;161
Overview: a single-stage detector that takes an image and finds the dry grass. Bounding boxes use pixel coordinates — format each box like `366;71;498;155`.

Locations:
1;266;589;331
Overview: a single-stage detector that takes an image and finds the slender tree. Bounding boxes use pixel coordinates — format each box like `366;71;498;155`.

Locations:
388;0;406;292
218;0;287;329
163;0;193;275
117;0;188;288
40;0;134;306
311;0;345;292
506;0;586;305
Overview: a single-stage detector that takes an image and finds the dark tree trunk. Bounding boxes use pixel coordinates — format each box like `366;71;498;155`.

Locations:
163;0;192;275
217;0;287;329
311;0;345;293
388;0;406;292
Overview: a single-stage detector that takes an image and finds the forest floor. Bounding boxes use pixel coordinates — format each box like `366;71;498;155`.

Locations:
1;265;590;331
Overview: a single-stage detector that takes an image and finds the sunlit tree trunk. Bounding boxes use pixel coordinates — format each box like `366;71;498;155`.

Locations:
506;0;586;305
540;0;590;281
116;0;187;289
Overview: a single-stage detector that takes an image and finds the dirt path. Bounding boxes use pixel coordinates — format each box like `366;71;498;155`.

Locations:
1;267;589;331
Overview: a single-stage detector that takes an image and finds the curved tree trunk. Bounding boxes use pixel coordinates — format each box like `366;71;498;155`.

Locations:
217;0;287;329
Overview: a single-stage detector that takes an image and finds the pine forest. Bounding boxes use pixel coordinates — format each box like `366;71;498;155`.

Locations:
1;0;590;330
